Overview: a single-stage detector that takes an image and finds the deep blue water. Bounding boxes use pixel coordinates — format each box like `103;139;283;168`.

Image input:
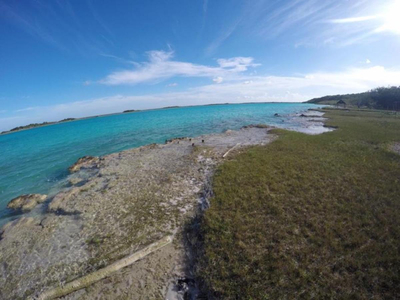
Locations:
0;103;323;222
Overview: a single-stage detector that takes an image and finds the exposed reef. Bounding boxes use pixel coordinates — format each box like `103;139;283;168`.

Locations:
68;156;100;173
7;194;47;212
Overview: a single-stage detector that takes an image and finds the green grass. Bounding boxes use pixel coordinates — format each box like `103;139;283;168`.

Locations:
199;109;400;299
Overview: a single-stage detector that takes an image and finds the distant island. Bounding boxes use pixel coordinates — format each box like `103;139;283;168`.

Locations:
161;106;180;109
1;118;76;135
5;90;399;136
306;86;400;110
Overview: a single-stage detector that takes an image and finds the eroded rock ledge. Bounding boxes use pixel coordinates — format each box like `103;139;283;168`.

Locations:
7;194;47;212
68;156;100;173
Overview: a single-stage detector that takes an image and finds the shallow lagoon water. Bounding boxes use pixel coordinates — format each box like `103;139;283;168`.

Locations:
0;103;325;222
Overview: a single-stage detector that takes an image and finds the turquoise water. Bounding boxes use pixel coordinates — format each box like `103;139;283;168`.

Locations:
0;103;322;222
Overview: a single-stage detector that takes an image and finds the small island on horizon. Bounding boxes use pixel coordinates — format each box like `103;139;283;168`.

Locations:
3;87;399;136
0;118;77;135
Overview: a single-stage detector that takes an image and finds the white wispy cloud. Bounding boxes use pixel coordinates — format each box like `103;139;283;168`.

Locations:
329;16;378;24
237;0;400;48
167;83;178;87
15;107;36;113
99;50;259;85
205;17;242;55
213;77;223;84
3;65;400;131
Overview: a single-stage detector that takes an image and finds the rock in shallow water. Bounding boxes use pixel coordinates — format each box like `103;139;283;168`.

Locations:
69;156;99;173
7;194;47;212
69;177;84;185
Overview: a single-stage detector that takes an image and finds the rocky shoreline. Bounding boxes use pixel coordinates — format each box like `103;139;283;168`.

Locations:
0;112;330;299
0;125;278;299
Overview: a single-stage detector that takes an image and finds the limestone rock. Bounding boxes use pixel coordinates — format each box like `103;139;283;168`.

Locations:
69;177;83;185
1;217;38;238
7;194;47;212
48;188;80;212
69;156;99;173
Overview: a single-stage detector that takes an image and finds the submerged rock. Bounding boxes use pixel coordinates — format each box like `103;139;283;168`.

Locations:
241;124;270;129
7;194;47;212
69;177;83;185
69;156;99;173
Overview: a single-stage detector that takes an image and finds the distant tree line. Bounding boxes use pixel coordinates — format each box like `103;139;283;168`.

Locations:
307;86;400;110
1;118;76;135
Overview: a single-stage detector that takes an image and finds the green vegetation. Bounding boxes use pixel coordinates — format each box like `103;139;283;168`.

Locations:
307;86;400;110
199;108;400;299
1;117;76;135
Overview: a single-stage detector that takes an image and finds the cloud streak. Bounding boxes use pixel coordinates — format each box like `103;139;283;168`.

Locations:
330;16;378;24
235;0;399;48
99;50;259;85
205;17;242;55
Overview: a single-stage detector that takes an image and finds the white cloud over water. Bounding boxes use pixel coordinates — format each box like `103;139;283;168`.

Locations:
2;65;400;132
99;50;259;85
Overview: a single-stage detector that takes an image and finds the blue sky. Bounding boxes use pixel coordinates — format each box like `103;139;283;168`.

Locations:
1;0;400;130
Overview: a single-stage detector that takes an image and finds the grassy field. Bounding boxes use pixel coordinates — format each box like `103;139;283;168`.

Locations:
199;109;400;299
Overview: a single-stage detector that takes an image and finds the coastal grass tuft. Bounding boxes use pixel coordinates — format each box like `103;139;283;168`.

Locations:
199;109;400;299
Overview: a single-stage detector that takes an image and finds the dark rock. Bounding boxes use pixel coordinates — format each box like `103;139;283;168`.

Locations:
241;124;270;129
177;277;196;300
300;114;322;118
165;137;187;144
